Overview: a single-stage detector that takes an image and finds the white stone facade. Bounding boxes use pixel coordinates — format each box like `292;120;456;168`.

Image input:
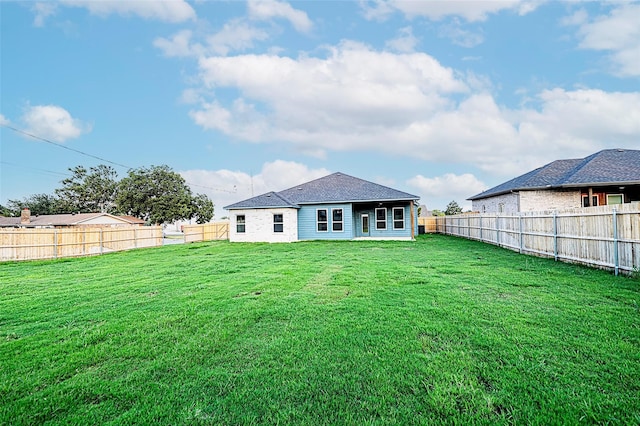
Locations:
229;208;298;243
472;190;582;213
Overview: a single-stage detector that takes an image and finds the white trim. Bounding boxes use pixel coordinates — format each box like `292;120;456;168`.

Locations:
316;208;328;232
392;207;405;230
375;207;387;230
273;213;284;233
331;208;344;232
607;194;623;205
236;214;246;233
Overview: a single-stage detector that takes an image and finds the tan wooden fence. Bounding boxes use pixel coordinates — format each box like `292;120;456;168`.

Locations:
435;203;640;275
0;226;163;262
417;217;437;233
182;221;229;243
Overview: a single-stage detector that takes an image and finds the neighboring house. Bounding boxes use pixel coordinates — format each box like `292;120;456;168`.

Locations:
469;149;640;213
0;208;145;228
224;172;420;242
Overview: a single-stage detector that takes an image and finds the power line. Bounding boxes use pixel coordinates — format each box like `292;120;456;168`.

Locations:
2;124;132;169
0;161;73;177
2;124;236;194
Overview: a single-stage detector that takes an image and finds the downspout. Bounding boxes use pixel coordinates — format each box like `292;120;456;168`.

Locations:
410;200;415;240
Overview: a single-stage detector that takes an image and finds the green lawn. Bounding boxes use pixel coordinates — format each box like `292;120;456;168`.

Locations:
1;235;638;425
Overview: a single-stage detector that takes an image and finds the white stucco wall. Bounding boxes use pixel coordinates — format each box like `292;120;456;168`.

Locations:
472;190;582;213
229;208;298;242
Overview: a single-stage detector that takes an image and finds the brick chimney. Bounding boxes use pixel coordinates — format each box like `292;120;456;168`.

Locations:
20;208;31;224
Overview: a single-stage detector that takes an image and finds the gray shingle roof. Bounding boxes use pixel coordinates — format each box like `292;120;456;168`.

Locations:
0;213;139;227
469;149;640;200
225;172;419;210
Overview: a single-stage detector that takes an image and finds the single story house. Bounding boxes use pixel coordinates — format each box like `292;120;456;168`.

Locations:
0;208;146;228
468;149;640;213
224;172;420;242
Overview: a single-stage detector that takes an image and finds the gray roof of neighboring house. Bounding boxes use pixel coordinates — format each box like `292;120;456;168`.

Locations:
0;213;139;227
225;172;419;210
469;149;640;201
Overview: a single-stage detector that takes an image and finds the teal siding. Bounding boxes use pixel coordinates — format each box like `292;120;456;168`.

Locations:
298;203;417;240
298;204;354;240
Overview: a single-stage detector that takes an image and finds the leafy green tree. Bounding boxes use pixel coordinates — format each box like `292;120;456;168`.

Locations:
55;165;119;213
444;200;463;216
6;194;64;215
1;204;15;216
431;209;445;216
191;193;214;224
117;165;202;224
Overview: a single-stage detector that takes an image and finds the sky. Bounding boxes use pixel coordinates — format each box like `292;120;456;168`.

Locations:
1;0;639;217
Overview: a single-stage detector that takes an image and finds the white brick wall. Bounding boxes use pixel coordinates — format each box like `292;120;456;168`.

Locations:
229;208;298;242
519;190;581;212
472;190;582;213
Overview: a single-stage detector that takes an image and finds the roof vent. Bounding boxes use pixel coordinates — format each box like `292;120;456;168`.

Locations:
617;148;625;152
297;187;303;190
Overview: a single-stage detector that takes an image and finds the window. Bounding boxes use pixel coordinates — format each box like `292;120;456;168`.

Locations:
332;208;343;231
273;214;283;233
236;215;246;233
375;208;387;230
607;194;623;205
498;203;504;213
582;195;599;207
317;209;328;232
393;207;405;230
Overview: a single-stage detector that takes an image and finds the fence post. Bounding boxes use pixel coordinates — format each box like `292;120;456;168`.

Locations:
479;215;483;242
553;211;558;261
100;228;103;255
496;215;500;246
134;227;138;248
613;208;619;276
54;229;58;260
519;213;523;254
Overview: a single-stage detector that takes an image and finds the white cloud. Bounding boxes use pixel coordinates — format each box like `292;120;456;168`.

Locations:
361;0;541;22
154;30;204;58
408;173;487;210
206;19;270;56
22;105;91;142
32;2;57;27
187;42;640;179
248;0;313;33
385;26;418;53
438;19;484;48
570;3;640;77
59;0;196;23
180;160;331;218
0;113;10;126
154;20;270;58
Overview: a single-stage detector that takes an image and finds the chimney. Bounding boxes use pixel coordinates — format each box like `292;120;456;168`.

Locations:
20;208;31;224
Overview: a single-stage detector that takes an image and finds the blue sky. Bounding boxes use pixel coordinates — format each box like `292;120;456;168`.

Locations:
1;0;639;216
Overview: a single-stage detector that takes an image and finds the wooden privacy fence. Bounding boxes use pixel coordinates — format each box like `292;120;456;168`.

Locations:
0;226;163;262
435;203;640;275
182;221;229;243
417;217;437;233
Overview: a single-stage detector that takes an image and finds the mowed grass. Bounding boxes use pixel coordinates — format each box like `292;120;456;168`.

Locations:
1;235;639;425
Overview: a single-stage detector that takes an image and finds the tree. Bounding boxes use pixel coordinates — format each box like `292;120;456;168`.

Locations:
444;200;463;216
191;193;214;224
1;204;15;216
6;194;64;216
55;165;119;213
117;165;205;224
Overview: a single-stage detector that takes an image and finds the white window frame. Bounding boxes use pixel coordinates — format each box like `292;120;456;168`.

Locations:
332;208;344;232
375;207;387;230
317;209;328;232
607;194;623;205
392;207;405;230
236;215;246;233
582;195;599;208
273;213;284;233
